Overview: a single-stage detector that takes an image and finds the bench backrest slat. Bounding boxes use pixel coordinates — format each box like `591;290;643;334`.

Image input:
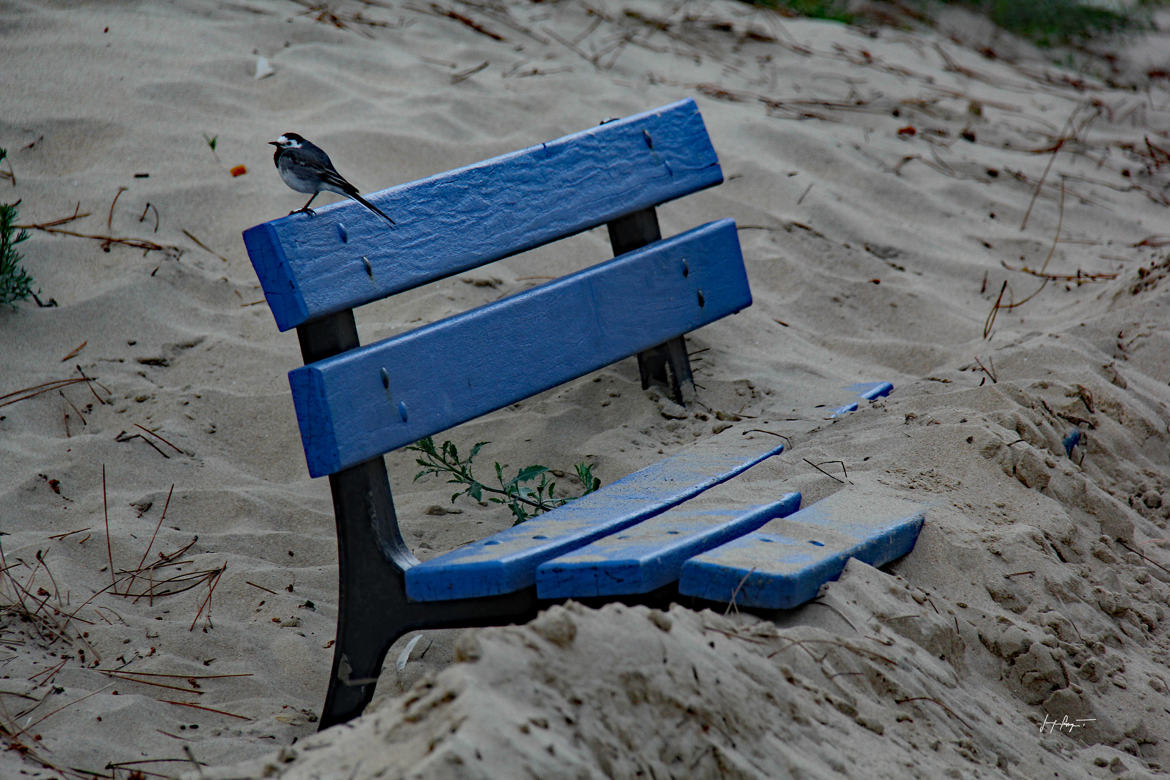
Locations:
291;219;749;477
244;98;722;331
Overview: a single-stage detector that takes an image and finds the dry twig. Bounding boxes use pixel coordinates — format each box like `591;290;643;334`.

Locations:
0;370;106;409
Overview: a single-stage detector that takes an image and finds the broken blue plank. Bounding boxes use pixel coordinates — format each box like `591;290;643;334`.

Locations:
678;489;924;609
831;381;894;417
849;381;894;400
405;438;786;601
290;220;750;477
242;98;723;331
536;492;801;599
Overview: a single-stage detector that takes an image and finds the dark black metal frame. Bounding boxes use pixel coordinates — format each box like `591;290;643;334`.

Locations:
295;208;695;729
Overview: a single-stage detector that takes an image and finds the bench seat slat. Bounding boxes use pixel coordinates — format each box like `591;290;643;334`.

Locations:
678;490;925;610
404;439;786;602
290;219;750;477
243;98;722;331
831;381;894;417
535;492;801;599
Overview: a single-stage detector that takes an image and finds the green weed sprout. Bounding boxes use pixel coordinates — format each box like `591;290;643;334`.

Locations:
408;437;601;525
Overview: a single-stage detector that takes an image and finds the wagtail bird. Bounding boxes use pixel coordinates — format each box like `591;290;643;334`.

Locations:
268;133;395;225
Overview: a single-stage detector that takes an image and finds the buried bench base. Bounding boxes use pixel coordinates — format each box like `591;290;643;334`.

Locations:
322;452;925;729
318;385;916;729
321;435;787;729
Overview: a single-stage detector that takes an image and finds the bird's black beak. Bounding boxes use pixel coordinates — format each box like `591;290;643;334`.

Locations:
268;141;280;147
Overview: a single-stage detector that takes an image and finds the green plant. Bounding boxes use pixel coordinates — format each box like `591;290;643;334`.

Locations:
0;153;34;308
949;0;1134;45
743;0;1156;44
745;0;854;23
407;437;601;525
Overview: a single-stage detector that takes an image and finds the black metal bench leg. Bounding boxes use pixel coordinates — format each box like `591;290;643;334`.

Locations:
318;458;419;730
319;605;405;731
607;208;696;406
297;312;411;728
316;453;547;729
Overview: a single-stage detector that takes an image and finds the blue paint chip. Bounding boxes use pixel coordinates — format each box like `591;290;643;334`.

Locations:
1063;430;1081;457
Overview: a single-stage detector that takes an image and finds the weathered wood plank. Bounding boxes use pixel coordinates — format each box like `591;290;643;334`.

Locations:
678;489;925;610
243;98;722;331
289;220;750;477
535;492;801;599
404;437;786;601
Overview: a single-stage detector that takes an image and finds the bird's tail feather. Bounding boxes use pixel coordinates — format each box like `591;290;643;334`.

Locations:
347;193;396;227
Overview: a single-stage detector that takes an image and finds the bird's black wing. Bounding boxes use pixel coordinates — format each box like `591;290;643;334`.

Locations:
285;143;356;195
302;157;360;196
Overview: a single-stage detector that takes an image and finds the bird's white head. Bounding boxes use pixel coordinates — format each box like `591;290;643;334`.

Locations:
269;133;306;149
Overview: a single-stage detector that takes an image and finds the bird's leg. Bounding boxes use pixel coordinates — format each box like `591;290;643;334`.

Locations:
292;192;319;216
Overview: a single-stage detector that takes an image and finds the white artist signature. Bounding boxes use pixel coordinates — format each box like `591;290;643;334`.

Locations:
1040;714;1096;734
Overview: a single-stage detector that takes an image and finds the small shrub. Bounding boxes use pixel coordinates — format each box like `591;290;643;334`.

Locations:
408;437;601;525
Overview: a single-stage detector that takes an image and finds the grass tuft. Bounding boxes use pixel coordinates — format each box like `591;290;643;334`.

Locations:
746;0;855;23
956;0;1134;45
743;0;1158;45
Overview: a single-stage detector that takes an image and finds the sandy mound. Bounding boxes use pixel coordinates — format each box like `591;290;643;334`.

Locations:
1;1;1169;777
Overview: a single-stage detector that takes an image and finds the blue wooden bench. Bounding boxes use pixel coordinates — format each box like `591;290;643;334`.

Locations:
242;99;924;729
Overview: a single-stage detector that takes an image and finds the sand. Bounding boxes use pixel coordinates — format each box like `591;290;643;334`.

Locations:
2;0;1170;777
